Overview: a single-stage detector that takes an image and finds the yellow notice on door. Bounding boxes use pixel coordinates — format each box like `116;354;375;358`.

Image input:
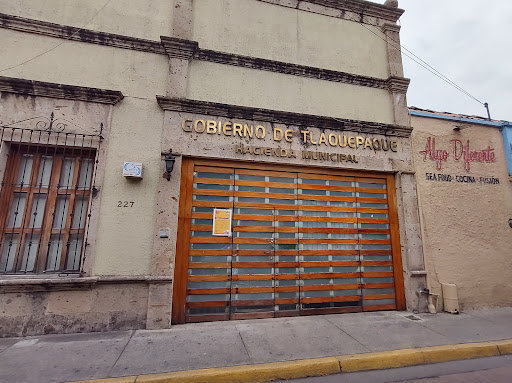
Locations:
212;208;232;237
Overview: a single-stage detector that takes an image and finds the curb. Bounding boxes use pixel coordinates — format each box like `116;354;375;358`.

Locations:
69;339;512;383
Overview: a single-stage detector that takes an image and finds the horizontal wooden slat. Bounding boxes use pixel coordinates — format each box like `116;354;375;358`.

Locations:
192;200;233;208
233;250;273;256
235;191;297;200
358;218;389;224
301;261;360;267
301;283;361;292
299;216;358;223
299;183;355;192
192;189;232;197
299;228;358;234
188;262;230;269
233;262;274;268
230;312;274;320
275;262;299;268
236;168;297;178
187;288;230;295
234;202;298;210
195;166;234;174
232;286;274;294
274;238;299;245
299;173;355;183
194;177;234;185
363;304;396;311
233;214;297;222
357;208;389;214
276;274;299;280
361;261;393;266
300;250;358;256
363;283;395;289
188;275;230;282
300;238;358;244
298;205;357;213
363;293;396;300
301;295;361;304
185;314;229;322
234;226;297;233
190;225;213;231
298;194;356;203
301;272;360;279
189;249;232;256
191;212;213;219
275;298;299;305
233;237;273;244
357;187;387;194
189;236;232;243
232;275;274;281
235;180;296;189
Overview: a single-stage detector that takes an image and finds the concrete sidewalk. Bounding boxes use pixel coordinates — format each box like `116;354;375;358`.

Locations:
1;307;512;383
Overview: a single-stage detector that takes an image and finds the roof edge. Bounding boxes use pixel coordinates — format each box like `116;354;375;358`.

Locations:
409;109;511;128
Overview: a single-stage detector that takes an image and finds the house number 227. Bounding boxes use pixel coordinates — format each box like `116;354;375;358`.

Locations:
117;201;135;208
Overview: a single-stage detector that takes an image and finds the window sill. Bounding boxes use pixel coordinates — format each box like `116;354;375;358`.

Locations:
0;275;173;293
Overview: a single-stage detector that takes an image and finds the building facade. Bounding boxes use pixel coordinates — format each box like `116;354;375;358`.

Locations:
0;0;510;337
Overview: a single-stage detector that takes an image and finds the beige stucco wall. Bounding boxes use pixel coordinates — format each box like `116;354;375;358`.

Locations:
193;0;389;79
412;115;512;310
0;0;173;41
0;29;169;276
188;61;395;124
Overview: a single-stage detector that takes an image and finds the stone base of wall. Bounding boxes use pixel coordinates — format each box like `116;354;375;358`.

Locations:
0;279;172;338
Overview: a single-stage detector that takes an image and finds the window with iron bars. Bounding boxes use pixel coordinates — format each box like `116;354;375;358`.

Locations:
0;144;95;274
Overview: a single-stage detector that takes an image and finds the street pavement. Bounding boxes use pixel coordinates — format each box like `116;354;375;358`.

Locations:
288;355;512;382
1;307;512;383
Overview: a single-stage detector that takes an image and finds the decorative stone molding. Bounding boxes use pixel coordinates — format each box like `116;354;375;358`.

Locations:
0;13;165;54
381;22;402;34
162;37;413;91
1;13;409;93
388;76;411;93
160;36;199;60
197;48;390;89
157;96;413;137
0;76;124;104
258;0;404;26
0;275;172;293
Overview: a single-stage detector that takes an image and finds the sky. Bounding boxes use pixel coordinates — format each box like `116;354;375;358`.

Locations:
387;0;511;121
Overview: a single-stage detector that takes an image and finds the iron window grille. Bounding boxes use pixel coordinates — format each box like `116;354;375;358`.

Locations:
0;114;103;274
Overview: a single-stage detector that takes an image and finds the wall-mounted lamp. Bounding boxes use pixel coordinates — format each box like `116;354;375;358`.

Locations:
164;150;176;181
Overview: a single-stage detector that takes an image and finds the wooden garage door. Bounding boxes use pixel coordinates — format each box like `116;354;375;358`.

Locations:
172;159;405;324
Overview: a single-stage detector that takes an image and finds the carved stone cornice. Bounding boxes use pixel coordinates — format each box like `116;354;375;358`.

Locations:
0;76;124;104
0;275;173;293
157;97;413;137
0;13;165;54
258;0;404;25
197;49;390;89
160;36;199;60
163;38;411;91
387;76;411;93
381;22;402;34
